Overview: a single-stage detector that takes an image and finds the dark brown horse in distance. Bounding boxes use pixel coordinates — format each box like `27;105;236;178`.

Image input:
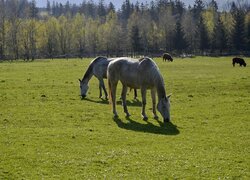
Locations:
163;53;173;62
232;57;247;67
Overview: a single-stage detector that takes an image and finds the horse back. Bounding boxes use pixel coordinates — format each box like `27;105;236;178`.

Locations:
107;58;140;88
163;53;173;61
92;57;113;79
232;57;246;66
108;57;161;89
138;58;162;87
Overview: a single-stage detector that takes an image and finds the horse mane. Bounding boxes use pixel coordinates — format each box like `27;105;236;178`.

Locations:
138;56;151;62
139;57;166;98
138;57;145;62
82;56;107;81
138;57;158;69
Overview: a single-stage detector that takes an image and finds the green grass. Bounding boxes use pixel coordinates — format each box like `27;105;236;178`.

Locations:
0;57;249;179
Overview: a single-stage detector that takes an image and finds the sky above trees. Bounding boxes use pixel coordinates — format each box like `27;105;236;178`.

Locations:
35;0;236;10
35;0;196;8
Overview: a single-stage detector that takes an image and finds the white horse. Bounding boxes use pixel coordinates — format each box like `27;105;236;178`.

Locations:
107;57;171;122
79;56;137;99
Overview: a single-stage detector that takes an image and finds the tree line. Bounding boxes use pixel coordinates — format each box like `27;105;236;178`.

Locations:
0;0;250;60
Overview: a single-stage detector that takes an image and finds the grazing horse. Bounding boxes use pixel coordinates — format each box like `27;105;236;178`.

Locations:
163;53;173;62
79;56;137;99
232;57;247;67
107;57;171;123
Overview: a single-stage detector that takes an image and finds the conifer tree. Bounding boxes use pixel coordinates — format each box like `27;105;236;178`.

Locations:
173;20;187;52
232;10;245;51
212;16;227;53
198;16;209;52
0;0;6;59
46;0;51;15
130;25;141;55
30;0;38;18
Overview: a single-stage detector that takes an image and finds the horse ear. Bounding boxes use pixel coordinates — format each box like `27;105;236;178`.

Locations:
79;79;81;82
167;94;172;98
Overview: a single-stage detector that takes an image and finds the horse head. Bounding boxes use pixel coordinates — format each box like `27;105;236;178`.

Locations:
79;79;89;98
157;94;171;123
169;56;173;61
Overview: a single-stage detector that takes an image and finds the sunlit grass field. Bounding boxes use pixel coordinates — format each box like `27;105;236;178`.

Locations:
0;57;249;179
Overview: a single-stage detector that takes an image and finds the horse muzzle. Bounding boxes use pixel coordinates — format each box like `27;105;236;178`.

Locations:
81;94;86;99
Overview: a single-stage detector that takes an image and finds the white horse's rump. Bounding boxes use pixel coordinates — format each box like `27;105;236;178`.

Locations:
107;57;171;122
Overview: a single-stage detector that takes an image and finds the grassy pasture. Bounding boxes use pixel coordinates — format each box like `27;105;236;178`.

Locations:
0;57;249;179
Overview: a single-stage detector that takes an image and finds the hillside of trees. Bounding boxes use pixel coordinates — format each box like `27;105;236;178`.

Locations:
0;0;250;60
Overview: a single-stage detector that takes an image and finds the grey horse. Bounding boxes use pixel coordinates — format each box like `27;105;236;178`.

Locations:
107;57;171;122
79;56;137;99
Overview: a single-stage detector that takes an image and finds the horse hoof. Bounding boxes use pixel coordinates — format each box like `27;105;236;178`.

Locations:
154;116;159;120
125;113;131;117
164;118;170;123
143;116;148;121
113;114;119;119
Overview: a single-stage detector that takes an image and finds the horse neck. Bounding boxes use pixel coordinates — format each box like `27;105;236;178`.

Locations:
155;75;166;100
82;64;94;83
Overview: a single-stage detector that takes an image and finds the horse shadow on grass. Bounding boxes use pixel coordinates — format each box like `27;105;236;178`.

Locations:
82;97;109;105
117;99;142;107
113;116;179;135
82;97;142;107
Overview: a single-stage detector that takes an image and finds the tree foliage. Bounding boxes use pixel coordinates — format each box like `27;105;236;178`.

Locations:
0;0;250;60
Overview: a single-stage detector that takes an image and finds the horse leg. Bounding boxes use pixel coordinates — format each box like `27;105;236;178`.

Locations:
98;80;102;98
110;80;118;118
151;89;158;120
121;85;130;117
100;79;108;99
141;87;148;120
134;89;137;99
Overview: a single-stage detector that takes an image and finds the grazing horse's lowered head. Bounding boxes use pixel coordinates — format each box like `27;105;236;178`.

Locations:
79;56;111;99
157;95;171;122
107;57;171;123
79;79;89;98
